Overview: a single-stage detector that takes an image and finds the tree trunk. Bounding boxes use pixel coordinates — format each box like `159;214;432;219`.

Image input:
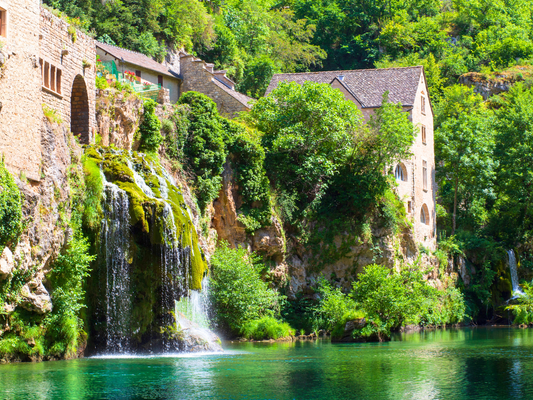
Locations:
452;176;458;235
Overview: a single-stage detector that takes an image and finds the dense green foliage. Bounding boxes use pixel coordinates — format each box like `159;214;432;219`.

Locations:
138;99;163;154
250;82;414;242
0;155;95;361
240;316;295;340
0;159;22;253
506;283;533;325
164;92;271;230
209;243;284;336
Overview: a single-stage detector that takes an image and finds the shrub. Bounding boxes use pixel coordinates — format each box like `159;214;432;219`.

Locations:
95;76;110;90
506;282;533;325
0;159;22;252
240;317;295;340
313;278;361;332
139;99;163;154
209;242;281;335
352;263;465;341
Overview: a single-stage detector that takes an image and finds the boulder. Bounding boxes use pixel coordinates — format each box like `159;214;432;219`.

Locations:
0;247;14;280
174;312;223;353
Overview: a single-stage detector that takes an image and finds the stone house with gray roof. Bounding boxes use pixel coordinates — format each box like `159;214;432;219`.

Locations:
96;44;253;117
267;67;436;247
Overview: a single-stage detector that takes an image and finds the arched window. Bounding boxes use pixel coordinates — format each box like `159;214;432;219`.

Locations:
420;204;429;225
395;163;407;182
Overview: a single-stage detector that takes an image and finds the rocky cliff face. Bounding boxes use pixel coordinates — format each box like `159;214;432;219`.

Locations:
96;89;144;150
0;119;76;316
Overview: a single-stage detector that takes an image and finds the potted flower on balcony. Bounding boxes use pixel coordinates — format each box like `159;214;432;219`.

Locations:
143;82;151;90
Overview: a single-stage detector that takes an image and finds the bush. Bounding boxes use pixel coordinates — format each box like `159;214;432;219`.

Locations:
352;263;465;341
313;278;362;332
210;242;282;335
506;282;533;325
240;316;295;340
0;159;22;252
138;99;163;154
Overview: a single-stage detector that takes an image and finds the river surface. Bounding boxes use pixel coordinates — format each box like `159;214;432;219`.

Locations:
2;327;533;399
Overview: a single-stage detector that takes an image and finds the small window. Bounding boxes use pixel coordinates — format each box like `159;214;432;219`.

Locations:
421;96;426;115
395;163;407;182
158;75;163;87
420;204;429;225
44;62;50;89
135;70;141;78
421;125;426;145
408;201;412;213
40;59;62;96
0;8;6;38
423;160;428;191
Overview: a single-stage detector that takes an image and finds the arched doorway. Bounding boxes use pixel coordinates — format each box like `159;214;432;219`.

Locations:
71;75;90;144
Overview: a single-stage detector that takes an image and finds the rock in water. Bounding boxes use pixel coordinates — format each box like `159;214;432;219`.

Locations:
175;312;223;353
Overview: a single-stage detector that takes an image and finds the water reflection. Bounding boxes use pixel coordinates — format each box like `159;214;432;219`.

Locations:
2;328;533;399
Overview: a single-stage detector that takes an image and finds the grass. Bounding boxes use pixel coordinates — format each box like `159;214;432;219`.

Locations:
42;104;63;124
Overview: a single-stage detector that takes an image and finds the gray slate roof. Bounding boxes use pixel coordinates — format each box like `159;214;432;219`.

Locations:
96;42;179;79
265;66;423;108
212;79;255;108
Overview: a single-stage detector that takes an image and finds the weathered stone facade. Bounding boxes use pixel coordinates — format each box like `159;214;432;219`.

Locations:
40;8;96;144
0;0;42;181
0;2;96;180
179;53;253;117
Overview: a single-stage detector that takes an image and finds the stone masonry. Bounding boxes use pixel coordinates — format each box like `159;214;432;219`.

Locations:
179;52;253;117
0;3;96;180
0;0;42;181
40;8;96;144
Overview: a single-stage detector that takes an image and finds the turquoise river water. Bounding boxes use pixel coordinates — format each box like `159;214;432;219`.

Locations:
2;327;533;399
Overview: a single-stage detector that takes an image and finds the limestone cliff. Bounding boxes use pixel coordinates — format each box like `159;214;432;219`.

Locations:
1;119;76;316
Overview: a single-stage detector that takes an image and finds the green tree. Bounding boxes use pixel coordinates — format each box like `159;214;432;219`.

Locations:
209;242;281;335
249;81;363;222
138;99;163;154
435;86;497;234
493;83;533;241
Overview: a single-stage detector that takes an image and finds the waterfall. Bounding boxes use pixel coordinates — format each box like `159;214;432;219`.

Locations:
90;147;215;354
101;179;132;353
508;250;523;296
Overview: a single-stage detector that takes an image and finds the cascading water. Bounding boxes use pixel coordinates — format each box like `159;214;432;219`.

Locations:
100;178;132;353
508;250;524;297
87;146;218;354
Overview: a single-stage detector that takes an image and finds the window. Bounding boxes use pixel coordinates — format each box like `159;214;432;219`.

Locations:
408;201;412;213
0;8;6;38
421;96;426;115
135;70;141;78
420;204;429;225
40;59;62;96
395;164;407;182
421;125;426;145
422;160;428;191
158;75;163;87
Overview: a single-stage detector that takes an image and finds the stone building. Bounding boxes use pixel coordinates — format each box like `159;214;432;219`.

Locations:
96;42;181;103
40;8;96;145
0;0;43;181
266;67;436;247
0;1;96;181
178;52;254;118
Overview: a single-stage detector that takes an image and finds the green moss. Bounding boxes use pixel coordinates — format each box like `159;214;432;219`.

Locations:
116;181;151;233
81;156;104;230
102;157;134;183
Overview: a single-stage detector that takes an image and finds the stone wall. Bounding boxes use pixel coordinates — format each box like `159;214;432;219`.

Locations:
179;54;252;118
0;0;42;181
40;8;96;144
